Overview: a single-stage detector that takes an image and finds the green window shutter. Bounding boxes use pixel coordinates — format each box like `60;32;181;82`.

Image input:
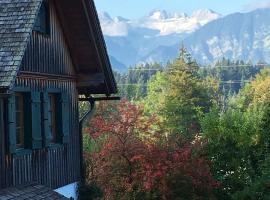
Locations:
7;96;16;154
58;93;70;144
42;92;50;147
31;91;42;149
24;93;31;148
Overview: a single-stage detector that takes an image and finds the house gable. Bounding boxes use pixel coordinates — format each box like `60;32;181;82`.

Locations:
53;0;117;95
20;0;76;76
0;0;117;95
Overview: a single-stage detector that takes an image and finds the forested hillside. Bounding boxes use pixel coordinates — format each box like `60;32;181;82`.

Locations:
100;8;270;70
80;46;270;199
115;50;266;101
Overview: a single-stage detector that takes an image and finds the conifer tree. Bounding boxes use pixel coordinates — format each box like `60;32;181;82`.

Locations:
144;44;217;138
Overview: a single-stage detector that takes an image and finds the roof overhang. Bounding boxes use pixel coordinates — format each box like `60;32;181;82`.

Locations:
54;0;117;95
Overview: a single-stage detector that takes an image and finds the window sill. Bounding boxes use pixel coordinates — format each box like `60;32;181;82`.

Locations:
14;149;32;156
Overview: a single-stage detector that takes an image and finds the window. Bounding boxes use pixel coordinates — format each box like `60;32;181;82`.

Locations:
33;2;50;35
43;91;70;147
15;93;25;149
7;89;70;153
48;93;57;143
8;90;42;153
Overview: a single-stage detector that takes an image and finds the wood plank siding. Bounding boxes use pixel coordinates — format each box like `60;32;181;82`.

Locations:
21;0;76;76
6;77;79;189
0;0;81;189
0;99;5;189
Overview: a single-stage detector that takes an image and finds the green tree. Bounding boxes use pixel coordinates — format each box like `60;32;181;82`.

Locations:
116;63;163;101
144;45;217;137
201;68;270;199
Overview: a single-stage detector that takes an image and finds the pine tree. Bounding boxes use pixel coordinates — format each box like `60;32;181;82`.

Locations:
145;44;216;138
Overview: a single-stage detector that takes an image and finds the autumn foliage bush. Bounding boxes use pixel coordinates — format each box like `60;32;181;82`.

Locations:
84;100;218;200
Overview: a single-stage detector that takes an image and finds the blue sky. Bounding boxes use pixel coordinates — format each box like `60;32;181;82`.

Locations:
94;0;270;19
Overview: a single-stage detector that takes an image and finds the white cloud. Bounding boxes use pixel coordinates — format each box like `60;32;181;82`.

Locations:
99;9;220;37
244;0;270;11
98;12;130;36
101;20;129;36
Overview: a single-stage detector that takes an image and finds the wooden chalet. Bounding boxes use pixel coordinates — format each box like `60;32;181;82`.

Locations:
0;0;117;198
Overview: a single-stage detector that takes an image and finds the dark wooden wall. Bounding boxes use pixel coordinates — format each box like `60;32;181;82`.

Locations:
0;0;81;190
0;99;5;189
21;0;76;76
1;77;80;189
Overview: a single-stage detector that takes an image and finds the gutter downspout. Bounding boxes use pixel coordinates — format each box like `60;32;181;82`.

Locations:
79;98;95;184
78;96;120;185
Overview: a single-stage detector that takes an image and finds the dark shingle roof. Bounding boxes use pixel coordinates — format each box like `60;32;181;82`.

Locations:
0;0;42;90
0;183;68;200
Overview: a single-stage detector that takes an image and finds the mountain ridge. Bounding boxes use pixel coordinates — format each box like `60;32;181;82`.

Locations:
143;8;270;65
100;8;270;71
99;9;221;37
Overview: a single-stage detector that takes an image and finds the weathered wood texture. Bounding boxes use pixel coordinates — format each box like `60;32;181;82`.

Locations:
1;77;80;189
0;99;5;189
54;0;100;74
0;0;80;190
21;0;76;76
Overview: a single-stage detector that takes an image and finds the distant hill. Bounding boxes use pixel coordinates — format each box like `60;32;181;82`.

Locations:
109;55;127;72
100;9;270;69
99;9;220;69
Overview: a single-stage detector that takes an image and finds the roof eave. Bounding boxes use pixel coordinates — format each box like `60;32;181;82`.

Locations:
81;0;118;95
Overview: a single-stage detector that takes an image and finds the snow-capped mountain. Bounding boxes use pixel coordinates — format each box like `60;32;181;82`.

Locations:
143;8;270;65
140;9;220;35
99;9;220;70
99;9;220;37
185;8;270;64
98;9;270;71
98;12;130;36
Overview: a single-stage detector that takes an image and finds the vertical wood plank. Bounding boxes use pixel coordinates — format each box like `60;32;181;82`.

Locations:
21;0;75;76
2;77;80;189
0;99;5;189
2;0;80;191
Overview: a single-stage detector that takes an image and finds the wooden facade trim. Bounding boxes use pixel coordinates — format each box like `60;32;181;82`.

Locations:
52;0;117;94
81;0;110;94
19;71;77;81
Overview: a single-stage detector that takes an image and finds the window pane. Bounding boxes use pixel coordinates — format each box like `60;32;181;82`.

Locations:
15;93;24;148
16;128;21;145
15;96;19;110
48;94;57;143
16;112;21;128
